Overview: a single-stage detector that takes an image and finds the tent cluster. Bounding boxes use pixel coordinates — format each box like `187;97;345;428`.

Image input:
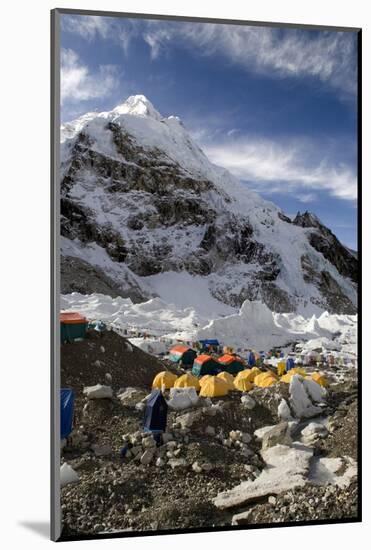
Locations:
152;363;328;397
154;341;330;400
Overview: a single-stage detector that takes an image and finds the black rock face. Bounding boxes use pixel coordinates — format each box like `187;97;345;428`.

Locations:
308;232;357;284
293;211;358;284
301;254;357;314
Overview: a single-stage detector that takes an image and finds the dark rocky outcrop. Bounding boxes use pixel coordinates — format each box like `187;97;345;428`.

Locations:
61;256;151;302
301;254;356;314
293;211;357;284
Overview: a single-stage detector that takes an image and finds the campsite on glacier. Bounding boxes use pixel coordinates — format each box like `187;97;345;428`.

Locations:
59;94;358;537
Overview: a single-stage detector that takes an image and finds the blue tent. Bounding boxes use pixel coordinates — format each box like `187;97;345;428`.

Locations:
199;339;220;353
247;351;256;367
143;390;168;433
199;339;219;346
286;357;295;371
61;389;75;439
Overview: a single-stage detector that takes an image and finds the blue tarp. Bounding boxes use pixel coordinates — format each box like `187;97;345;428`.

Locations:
143;390;168;432
88;320;107;333
286;357;295;371
61;389;75;440
199;339;220;346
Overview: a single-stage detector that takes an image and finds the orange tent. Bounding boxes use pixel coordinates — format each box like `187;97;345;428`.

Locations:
217;354;245;375
192;354;220;376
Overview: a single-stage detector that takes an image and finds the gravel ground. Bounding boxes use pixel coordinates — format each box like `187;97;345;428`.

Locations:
60;331;359;538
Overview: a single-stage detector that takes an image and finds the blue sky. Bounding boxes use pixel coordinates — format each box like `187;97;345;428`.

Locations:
60;14;358;249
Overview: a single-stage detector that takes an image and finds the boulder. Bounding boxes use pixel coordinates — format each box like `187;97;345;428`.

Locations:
309;456;357;488
142;436;157;449
167;387;199;410
91;444;112;457
176;410;202;429
261;422;292;450
118;387;143;404
140;449;155;465
192;461;203;473
156;457;165;468
289;375;323;418
231;509;253;525
303;378;327;403
83;384;113;400
60;463;79;487
241;395;256;409
254;425;276;440
168;458;187;469
278;398;293;421
301;422;328;439
241;432;252;444
213;443;313;509
161;432;174;444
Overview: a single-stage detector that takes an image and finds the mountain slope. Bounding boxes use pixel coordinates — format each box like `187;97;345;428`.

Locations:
60;95;357;315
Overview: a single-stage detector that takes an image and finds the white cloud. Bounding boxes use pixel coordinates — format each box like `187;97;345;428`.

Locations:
61;16;357;95
62;15;138;56
144;29;173;60
143;22;357;95
295;193;317;203
202;137;357;201
61;15;110;40
60;49;118;104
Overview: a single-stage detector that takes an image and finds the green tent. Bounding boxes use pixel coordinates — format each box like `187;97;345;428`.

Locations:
217;354;245;375
192;354;220;377
168;345;197;367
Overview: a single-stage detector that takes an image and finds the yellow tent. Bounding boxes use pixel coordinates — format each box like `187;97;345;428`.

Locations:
174;372;200;391
250;366;262;379
277;361;286;376
199;376;229;397
217;371;235;389
311;372;328;387
280;372;295;383
152;371;178;389
233;372;254;392
199;374;213;386
254;372;278;387
291;367;307;376
235;367;261;384
280;367;307;383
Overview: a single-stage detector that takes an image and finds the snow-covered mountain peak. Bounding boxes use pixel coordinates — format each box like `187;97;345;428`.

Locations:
60;96;358;316
112;94;162;120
